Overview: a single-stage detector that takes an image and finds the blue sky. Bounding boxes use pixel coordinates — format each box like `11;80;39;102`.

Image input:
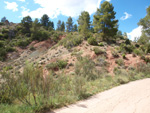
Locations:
0;0;150;40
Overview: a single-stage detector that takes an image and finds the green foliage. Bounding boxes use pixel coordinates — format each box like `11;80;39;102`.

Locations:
125;39;131;45
40;14;49;27
60;21;65;32
6;46;15;52
46;60;68;70
29;46;36;51
0;41;4;47
21;16;32;34
136;63;150;75
78;11;91;36
31;29;49;41
93;1;118;40
59;34;83;49
16;38;31;48
66;16;73;32
93;47;105;55
120;43;135;54
56;20;62;31
0;33;3;39
75;57;101;80
98;42;104;46
111;50;119;58
52;32;60;42
122;54;126;59
73;24;78;32
0;48;7;61
115;58;124;66
87;37;97;45
133;49;143;56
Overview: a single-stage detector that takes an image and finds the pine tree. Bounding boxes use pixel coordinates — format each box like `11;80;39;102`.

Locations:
73;24;78;32
93;1;118;40
66;16;73;32
78;11;91;33
60;21;65;32
138;6;150;44
21;16;32;34
40;14;49;27
57;20;61;31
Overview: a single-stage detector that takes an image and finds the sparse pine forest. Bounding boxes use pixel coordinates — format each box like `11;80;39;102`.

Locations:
0;1;150;113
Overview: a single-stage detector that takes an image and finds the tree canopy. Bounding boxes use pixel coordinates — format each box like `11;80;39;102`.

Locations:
66;16;73;32
78;11;91;34
93;1;118;40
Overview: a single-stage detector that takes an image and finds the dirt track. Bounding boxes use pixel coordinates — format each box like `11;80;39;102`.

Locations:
50;78;150;113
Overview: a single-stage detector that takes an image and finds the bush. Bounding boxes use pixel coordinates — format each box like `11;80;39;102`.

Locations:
46;60;68;70
31;30;49;41
29;46;36;51
88;37;97;45
75;57;101;80
0;41;4;48
6;46;15;52
93;47;105;55
112;50;119;58
0;48;7;61
133;49;143;56
98;42;104;46
120;44;135;54
52;33;59;42
122;54;126;59
95;57;108;67
136;63;150;75
59;34;83;49
0;34;3;39
125;39;131;45
17;38;31;48
115;58;124;66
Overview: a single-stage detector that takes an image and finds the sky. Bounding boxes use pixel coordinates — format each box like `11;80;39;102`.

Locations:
0;0;150;40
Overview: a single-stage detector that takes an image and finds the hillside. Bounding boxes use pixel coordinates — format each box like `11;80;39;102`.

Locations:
0;1;150;113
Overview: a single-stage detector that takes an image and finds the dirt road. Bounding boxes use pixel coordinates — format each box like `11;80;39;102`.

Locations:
50;78;150;113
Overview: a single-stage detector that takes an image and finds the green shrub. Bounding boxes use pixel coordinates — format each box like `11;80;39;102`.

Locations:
0;34;3;39
122;54;126;59
29;46;36;51
2;28;9;34
95;57;108;67
52;33;59;42
6;46;15;52
46;60;68;70
0;41;4;47
133;49;142;56
136;63;150;75
87;37;97;45
120;43;135;54
93;47;105;55
112;50;119;58
31;30;49;41
0;48;7;61
115;58;124;66
59;34;83;49
125;39;131;45
98;42;104;46
17;38;31;48
75;57;101;80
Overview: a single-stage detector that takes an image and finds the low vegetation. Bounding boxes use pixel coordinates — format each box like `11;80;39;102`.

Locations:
0;1;150;113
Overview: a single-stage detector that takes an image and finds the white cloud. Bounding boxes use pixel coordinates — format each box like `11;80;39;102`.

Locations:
127;26;142;41
120;12;132;20
21;0;102;19
106;0;111;2
4;1;18;12
18;0;25;2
